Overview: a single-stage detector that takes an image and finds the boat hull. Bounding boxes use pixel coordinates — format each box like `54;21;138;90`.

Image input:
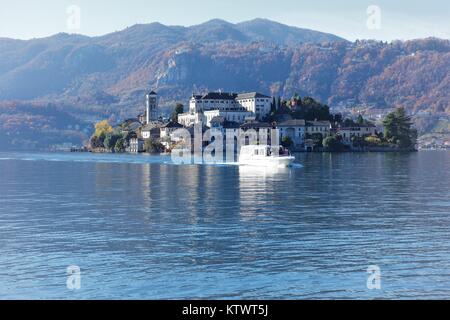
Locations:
239;156;295;168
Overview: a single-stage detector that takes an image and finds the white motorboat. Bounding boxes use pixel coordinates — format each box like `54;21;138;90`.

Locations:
238;145;296;167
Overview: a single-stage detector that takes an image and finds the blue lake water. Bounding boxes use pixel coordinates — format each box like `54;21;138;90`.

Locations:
0;151;450;299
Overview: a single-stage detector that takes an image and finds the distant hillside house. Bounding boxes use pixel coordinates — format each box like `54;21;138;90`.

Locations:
178;91;272;127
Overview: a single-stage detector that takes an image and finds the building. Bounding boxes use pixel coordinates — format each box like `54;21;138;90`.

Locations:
210;116;241;134
160;121;184;139
178;91;272;127
240;121;274;145
305;120;332;137
337;124;378;145
146;91;158;124
304;120;332;151
128;138;144;153
141;122;163;140
236;92;272;120
204;109;253;127
277;119;306;149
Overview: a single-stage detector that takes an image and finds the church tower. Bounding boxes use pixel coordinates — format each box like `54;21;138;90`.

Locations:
146;90;158;124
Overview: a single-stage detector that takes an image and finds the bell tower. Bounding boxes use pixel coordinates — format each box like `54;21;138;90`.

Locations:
146;90;158;124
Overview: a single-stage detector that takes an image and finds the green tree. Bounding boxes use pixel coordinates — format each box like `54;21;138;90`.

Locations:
90;135;104;149
103;133;121;151
310;133;324;148
171;103;184;122
144;138;165;154
323;135;346;152
333;113;343;123
281;136;293;149
383;107;417;149
271;97;277;113
351;135;367;148
357;114;365;125
114;138;125;153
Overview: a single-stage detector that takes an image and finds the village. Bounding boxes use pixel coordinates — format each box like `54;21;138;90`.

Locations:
88;90;416;155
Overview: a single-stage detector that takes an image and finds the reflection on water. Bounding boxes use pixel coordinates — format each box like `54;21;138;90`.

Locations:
0;151;450;299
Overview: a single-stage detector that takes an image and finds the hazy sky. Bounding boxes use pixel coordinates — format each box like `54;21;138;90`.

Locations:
0;0;448;41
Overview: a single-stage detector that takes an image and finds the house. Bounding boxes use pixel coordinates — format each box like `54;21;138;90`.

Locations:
160;121;184;139
141;122;163;139
128;138;144;153
240;121;274;145
304;120;332;151
337;124;377;145
277;119;306;149
305;120;332;137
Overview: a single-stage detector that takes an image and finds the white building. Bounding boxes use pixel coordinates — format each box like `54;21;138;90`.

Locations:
128;138;144;153
236;92;272;120
178;91;272;127
204;109;253;127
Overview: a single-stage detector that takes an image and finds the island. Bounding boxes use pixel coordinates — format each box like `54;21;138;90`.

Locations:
87;90;418;156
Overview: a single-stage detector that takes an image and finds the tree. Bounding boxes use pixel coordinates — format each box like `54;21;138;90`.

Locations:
383;107;417;149
103;133;121;151
342;118;356;127
365;135;382;146
144;138;165;154
271;97;277;113
333;113;343;123
310;133;324;148
323;135;346;152
171;103;184;122
94;120;113;138
351;135;367;148
357;114;364;125
114;138;125;153
281;136;293;149
90;135;104;149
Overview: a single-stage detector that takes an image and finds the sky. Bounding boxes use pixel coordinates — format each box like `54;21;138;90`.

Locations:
0;0;448;41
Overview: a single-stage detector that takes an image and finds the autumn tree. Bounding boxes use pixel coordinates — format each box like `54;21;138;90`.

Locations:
94;120;113;138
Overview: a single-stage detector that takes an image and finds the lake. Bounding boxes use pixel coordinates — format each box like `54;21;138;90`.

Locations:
0;151;449;299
